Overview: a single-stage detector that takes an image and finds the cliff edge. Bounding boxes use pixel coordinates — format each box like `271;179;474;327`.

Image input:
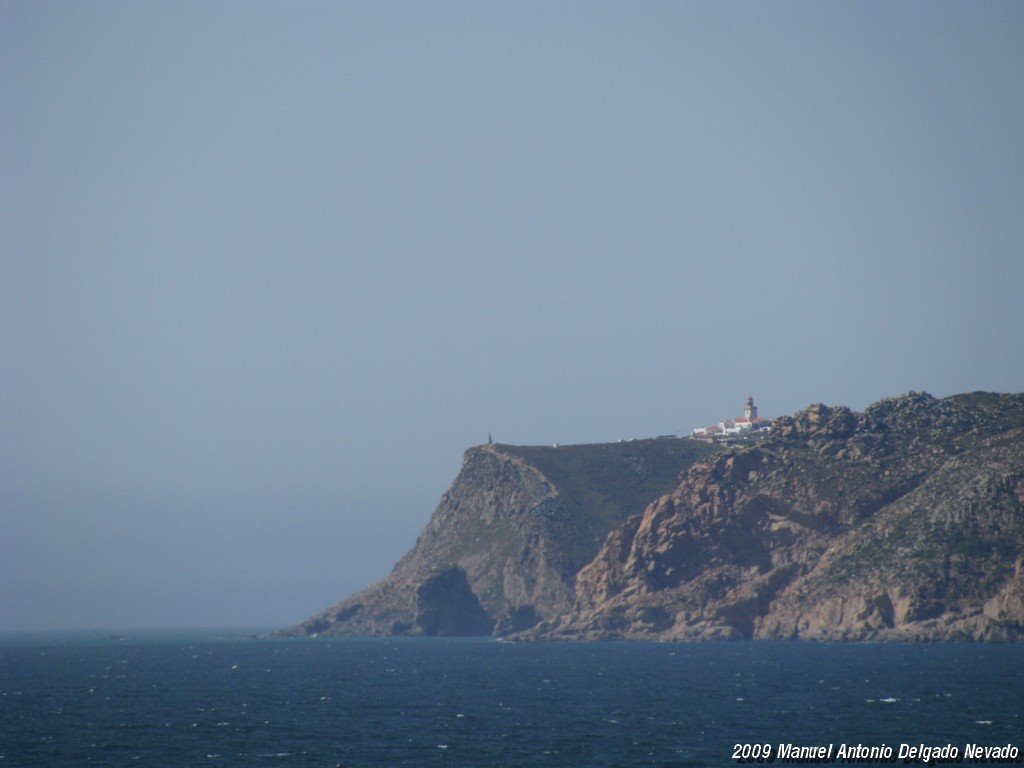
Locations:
281;437;719;637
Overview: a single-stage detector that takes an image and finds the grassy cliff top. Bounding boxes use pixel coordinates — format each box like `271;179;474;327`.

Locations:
497;437;721;534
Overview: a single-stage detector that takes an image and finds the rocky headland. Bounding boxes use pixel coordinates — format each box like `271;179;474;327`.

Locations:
283;391;1024;642
281;437;718;637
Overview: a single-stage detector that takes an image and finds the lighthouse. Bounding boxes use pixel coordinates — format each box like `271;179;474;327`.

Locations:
690;395;771;440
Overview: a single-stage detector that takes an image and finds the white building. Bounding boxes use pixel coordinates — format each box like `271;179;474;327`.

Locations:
691;396;772;439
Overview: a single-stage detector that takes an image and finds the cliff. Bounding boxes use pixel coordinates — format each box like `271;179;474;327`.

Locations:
532;391;1024;641
284;391;1024;642
282;437;719;637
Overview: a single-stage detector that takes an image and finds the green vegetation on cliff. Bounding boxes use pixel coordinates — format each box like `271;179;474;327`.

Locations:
499;437;719;567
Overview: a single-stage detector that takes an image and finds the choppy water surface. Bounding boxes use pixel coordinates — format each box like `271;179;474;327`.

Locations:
1;634;1021;766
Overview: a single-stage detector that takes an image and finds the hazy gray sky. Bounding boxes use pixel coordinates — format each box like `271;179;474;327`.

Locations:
4;1;1023;630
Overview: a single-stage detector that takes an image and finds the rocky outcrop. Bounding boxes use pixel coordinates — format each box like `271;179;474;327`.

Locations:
413;567;495;636
757;429;1024;641
531;392;1024;642
281;437;718;637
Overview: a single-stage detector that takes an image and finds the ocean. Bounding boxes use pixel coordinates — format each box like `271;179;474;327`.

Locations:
1;633;1021;767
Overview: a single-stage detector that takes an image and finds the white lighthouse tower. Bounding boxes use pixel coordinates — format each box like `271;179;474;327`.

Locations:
744;395;758;421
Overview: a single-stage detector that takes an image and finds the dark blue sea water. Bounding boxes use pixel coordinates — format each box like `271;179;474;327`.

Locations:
1;633;1021;767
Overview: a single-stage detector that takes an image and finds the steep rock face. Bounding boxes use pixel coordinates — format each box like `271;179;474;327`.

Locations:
535;392;1024;642
283;437;718;637
759;429;1024;641
413;567;496;636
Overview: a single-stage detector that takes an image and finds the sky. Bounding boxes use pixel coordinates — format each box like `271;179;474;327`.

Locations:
3;1;1023;631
